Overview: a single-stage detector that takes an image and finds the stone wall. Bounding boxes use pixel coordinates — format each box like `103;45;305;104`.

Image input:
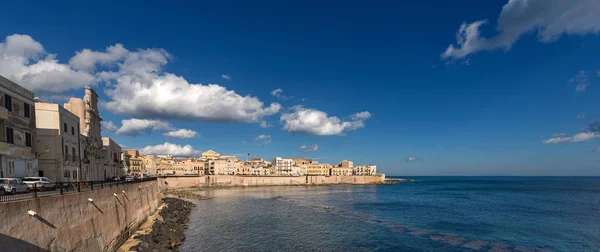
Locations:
0;181;160;252
158;174;386;189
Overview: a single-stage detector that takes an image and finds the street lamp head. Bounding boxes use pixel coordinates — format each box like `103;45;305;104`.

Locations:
44;146;50;153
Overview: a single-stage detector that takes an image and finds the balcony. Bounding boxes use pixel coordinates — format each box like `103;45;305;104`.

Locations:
0;108;7;120
64;155;79;164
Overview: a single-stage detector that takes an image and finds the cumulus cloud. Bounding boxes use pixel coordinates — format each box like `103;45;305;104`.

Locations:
221;74;231;80
351;111;372;121
101;121;118;133
254;134;272;145
260;120;272;128
577;113;586;120
300;144;319;152
115;118;172;136
570;71;590;92
0;34;96;93
543;121;600;144
163;129;198;139
69;44;280;123
69;44;128;71
280;105;370;136
406;157;418;162
442;0;600;59
140;142;201;157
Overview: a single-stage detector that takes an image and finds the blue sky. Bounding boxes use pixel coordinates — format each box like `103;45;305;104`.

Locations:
1;0;599;175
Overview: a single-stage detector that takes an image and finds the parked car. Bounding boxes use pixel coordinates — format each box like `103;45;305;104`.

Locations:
125;176;135;182
0;178;31;195
22;177;56;191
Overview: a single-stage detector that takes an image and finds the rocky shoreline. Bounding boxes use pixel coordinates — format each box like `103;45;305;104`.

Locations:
129;198;195;252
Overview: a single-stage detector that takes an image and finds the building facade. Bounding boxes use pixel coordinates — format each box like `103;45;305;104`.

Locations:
35;103;82;182
354;164;377;176
340;160;354;168
301;161;333;176
102;137;122;178
0;75;37;179
64;86;105;181
272;157;295;175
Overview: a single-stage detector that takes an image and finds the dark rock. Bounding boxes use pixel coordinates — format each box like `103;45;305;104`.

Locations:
130;198;195;252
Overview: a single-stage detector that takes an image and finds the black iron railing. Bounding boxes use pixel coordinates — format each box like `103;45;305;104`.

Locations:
0;177;157;202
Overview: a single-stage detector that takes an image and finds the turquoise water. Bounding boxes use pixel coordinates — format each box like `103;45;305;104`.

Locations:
181;177;600;251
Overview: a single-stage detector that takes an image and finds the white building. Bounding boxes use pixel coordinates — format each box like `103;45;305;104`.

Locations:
272;157;295;176
0;75;38;179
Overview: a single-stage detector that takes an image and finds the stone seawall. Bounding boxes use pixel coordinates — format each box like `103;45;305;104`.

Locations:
0;181;160;252
158;175;386;189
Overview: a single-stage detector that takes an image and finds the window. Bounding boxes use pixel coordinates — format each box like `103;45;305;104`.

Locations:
5;127;14;144
71;126;75;136
64;170;69;178
4;94;12;112
63;123;68;133
25;132;32;147
8;161;15;175
24;103;30;118
64;145;69;161
26;162;33;176
72;170;77;180
72;147;76;162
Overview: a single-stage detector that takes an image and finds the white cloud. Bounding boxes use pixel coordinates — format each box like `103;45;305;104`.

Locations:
260;120;272;128
270;88;289;100
271;88;283;97
69;44;128;71
101;121;118;132
576;113;586;120
543;132;600;144
221;74;231;80
115;118;172;136
351;111;372;120
569;71;590;92
163;129;198;139
442;0;600;59
0;34;96;93
140;142;201;157
254;134;272;145
64;44;281;123
300;144;319;152
280;105;370;136
406;157;418;162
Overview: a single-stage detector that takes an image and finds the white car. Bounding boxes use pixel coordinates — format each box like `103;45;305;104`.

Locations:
0;178;30;195
22;177;57;191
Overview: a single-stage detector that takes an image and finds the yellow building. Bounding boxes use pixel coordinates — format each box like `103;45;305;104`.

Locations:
302;162;333;176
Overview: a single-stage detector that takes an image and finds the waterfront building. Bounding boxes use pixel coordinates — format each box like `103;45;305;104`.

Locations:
331;165;353;176
243;158;270;175
123;150;145;174
35;102;82;182
0;75;38;179
200;150;220;160
353;164;377;176
272;157;294;175
102;137;122;178
302;161;333;176
64;86;106;181
209;156;240;175
121;151;131;174
340;160;354;168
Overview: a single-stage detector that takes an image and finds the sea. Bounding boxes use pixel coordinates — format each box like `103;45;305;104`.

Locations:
180;177;600;252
